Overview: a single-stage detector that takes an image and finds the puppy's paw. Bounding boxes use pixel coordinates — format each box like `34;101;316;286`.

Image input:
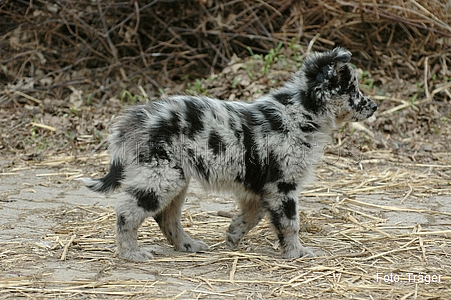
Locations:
283;246;316;259
225;232;240;249
175;239;209;253
117;248;154;261
299;246;316;258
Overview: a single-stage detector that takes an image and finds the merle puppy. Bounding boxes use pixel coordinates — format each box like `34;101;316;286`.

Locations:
82;47;377;261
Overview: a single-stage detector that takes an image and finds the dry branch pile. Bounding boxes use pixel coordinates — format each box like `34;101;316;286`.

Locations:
1;0;450;101
0;0;450;159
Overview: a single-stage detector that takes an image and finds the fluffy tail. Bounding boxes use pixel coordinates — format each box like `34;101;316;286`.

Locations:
81;160;124;194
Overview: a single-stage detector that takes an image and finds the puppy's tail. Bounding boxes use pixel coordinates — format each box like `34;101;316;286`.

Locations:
80;160;124;194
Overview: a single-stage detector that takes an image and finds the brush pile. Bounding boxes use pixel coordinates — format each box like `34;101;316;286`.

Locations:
1;0;450;99
0;0;450;158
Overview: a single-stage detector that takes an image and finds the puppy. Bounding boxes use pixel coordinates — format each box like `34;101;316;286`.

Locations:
82;47;377;261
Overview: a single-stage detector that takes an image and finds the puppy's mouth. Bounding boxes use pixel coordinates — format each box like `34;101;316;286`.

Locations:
364;101;378;119
350;111;376;122
366;110;376;118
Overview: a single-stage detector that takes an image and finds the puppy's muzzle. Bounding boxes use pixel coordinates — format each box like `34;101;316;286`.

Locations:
366;98;377;117
369;101;377;112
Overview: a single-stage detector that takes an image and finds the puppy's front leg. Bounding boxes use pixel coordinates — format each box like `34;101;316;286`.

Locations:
264;193;315;259
226;195;266;249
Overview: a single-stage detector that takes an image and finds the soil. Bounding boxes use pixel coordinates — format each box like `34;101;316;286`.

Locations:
1;155;450;298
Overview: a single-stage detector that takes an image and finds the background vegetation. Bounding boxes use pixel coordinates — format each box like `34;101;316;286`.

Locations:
1;0;450;161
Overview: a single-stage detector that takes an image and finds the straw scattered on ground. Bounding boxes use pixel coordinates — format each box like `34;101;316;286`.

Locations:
1;149;451;298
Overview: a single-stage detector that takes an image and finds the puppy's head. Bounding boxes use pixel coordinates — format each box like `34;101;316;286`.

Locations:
300;47;377;122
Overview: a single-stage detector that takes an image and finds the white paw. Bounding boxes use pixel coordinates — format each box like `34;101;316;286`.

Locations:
225;233;240;249
117;248;154;261
176;239;209;252
283;246;316;259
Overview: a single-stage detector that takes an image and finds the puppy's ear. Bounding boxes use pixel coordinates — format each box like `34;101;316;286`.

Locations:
299;48;354;113
302;47;352;85
317;47;351;83
332;48;351;65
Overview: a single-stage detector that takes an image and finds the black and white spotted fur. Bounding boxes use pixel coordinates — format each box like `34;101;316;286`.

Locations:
82;47;377;261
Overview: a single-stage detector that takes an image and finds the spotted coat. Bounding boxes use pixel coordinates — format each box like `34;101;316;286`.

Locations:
82;47;377;261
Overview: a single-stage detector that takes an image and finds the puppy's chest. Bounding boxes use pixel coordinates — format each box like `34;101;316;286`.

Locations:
282;134;325;162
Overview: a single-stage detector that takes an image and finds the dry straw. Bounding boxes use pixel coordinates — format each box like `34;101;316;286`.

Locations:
1;146;450;298
1;0;450;104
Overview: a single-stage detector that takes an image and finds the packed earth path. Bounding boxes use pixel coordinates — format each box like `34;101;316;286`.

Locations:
1;150;450;299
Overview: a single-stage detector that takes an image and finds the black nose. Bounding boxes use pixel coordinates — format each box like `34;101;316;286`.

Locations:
369;101;377;112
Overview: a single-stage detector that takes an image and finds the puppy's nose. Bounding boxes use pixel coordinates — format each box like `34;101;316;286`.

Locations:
369;101;377;112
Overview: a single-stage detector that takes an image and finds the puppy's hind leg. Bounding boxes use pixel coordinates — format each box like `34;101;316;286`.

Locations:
153;182;209;253
115;195;155;261
226;195;266;249
116;163;196;260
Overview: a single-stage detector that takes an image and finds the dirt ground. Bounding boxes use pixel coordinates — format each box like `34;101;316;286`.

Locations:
1;151;450;299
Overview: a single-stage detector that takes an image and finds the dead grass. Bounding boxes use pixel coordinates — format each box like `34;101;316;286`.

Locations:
1;150;450;299
1;0;451;161
1;0;450;102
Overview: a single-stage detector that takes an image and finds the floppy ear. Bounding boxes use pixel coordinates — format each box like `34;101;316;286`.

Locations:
317;47;351;83
333;48;351;65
